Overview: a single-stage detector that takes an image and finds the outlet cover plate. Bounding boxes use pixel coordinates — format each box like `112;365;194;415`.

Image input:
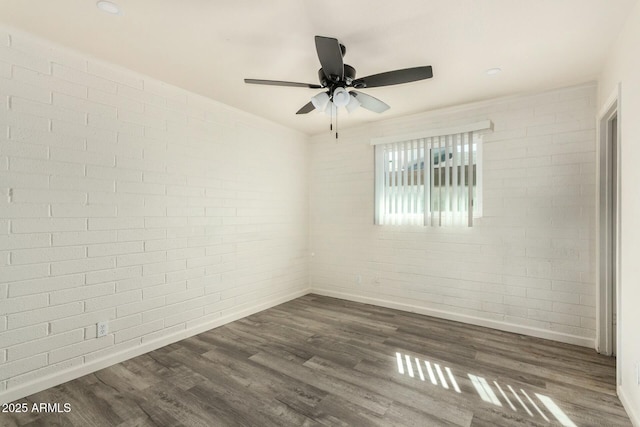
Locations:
97;321;108;338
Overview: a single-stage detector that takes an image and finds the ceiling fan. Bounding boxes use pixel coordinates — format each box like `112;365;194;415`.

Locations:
244;36;433;116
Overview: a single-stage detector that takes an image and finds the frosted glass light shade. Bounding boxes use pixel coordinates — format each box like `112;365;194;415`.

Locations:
323;102;337;116
332;87;350;107
346;93;361;113
311;92;330;111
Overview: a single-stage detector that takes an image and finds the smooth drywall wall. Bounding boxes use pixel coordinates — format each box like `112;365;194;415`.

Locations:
310;83;597;347
0;26;309;403
600;0;640;424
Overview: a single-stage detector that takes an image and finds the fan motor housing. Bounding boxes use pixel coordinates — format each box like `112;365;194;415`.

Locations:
318;64;356;87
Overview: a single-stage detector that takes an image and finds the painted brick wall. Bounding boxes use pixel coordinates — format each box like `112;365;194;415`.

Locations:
309;83;597;347
0;26;309;400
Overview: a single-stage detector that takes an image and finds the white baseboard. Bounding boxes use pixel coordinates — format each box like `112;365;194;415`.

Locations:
618;385;640;427
312;288;595;348
0;288;310;405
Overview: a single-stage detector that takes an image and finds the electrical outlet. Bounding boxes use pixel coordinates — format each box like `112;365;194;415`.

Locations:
97;321;108;338
356;275;362;284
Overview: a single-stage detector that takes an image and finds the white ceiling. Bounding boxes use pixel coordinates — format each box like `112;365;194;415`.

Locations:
0;0;636;135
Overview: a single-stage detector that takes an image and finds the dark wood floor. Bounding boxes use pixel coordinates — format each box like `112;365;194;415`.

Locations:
1;294;631;426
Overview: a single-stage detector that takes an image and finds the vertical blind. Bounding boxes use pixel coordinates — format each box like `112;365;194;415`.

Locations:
373;121;491;227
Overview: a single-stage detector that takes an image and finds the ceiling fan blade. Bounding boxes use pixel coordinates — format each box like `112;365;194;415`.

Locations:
296;101;315;114
315;36;344;82
353;66;433;88
244;79;322;89
350;91;390;113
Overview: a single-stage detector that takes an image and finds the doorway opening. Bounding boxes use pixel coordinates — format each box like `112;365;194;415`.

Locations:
596;85;621;379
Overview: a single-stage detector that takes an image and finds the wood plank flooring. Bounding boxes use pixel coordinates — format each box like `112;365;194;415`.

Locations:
1;294;632;426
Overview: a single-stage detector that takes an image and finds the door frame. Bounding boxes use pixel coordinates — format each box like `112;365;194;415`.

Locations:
595;83;621;373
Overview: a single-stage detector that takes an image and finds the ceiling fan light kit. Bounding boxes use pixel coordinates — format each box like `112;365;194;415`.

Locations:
245;35;433;137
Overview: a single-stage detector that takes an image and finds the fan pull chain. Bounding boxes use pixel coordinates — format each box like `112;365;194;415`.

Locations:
330;103;333;132
327;104;339;140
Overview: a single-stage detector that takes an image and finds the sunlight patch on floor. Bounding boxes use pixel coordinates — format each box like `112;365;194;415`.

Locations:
394;352;577;427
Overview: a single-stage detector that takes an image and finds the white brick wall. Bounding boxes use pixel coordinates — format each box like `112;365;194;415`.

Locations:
0;26;308;399
309;83;597;346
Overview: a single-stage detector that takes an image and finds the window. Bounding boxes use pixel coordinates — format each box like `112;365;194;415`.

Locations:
373;121;492;226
